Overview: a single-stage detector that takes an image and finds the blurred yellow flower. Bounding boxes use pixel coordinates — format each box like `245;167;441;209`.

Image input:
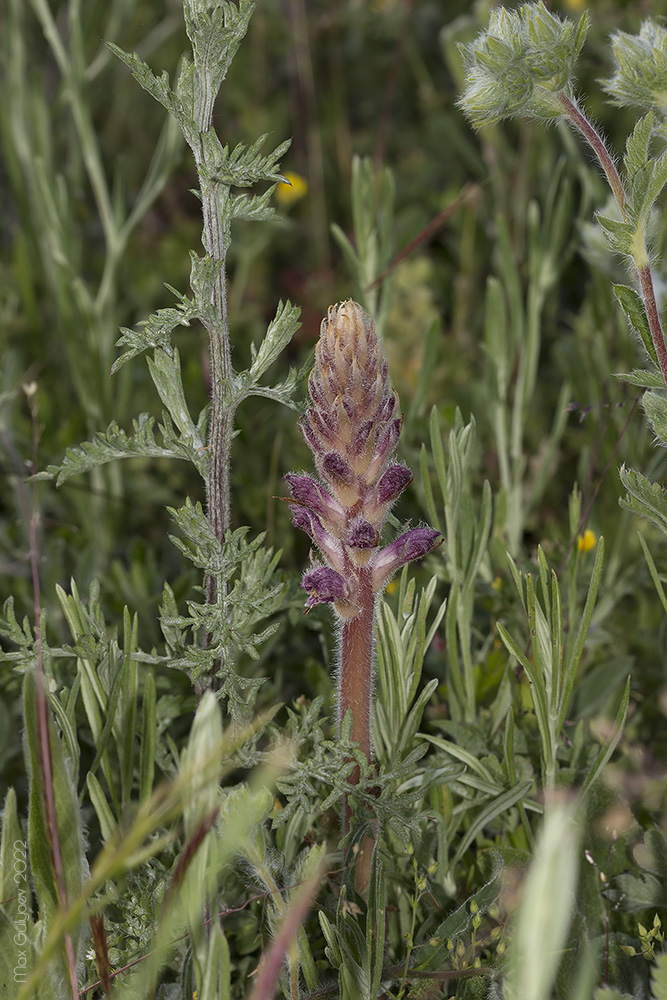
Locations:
577;529;596;553
561;0;587;10
276;171;308;208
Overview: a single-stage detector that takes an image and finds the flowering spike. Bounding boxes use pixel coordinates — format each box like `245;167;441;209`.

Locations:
287;300;441;614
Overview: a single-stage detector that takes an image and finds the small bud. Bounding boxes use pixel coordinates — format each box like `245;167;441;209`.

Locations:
284;473;347;530
290;507;344;571
371;527;442;593
376;464;413;506
321;453;360;507
301;567;349;611
602;21;667;113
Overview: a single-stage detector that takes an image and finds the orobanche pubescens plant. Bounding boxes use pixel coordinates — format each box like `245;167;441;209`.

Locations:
458;2;667;544
285;300;441;887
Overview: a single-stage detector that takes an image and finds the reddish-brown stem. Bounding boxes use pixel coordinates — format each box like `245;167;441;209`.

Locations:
638;264;667;387
560;92;667;387
339;566;375;891
559;93;627;217
339;567;374;770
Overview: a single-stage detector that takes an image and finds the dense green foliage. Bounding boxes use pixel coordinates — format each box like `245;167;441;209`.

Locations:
1;1;667;998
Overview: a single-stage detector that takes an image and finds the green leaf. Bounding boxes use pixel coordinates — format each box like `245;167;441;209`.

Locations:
504;805;580;1000
140;672;157;802
613;283;659;367
580;677;630;798
452;780;533;867
415;868;502;971
86;772;117;844
623;113;653;181
620;465;667;536
105;42;197;147
36;413;204;485
146;347;207;469
111;292;197;375
614;367;664;388
212;134;292;187
651;952;667;1000
643;390;667;445
249;299;301;381
230;185;281;224
596;214;636;257
615;870;663;911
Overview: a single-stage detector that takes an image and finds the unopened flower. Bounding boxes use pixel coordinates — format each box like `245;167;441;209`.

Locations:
601;21;667;115
458;2;588;129
302;567;349;611
371;527;443;592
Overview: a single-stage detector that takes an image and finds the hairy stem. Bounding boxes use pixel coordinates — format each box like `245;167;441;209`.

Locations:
339;566;374;766
559;93;626;216
638;263;667;387
339;566;375;891
559;93;667;386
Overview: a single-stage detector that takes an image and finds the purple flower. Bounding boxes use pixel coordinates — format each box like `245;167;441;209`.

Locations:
284;473;346;530
348;518;379;549
302;566;349;611
366;418;402;483
376;464;413;506
371;527;442;592
289;506;344;571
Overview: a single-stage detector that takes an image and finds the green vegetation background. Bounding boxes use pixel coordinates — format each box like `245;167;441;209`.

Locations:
1;0;667;997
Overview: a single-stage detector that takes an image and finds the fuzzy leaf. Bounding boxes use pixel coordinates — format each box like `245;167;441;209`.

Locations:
614;282;659;366
105;42;197;146
614;367;664;387
249;299;301;380
620;464;667;536
596;214;636;257
112;292;197;374
643;390;667;445
212;134;292;187
35;413;204;485
146;348;207;470
230;184;281;224
183;0;254;102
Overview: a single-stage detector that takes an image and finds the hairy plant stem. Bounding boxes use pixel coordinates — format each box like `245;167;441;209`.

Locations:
192;75;234;693
339;566;375;892
559;93;626;214
560;92;667;386
638;263;667;386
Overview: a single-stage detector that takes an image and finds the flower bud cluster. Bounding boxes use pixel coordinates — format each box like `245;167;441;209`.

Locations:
286;300;441;617
458;1;588;129
602;21;667;116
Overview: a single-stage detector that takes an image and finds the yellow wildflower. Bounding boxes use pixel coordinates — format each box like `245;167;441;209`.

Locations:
276;171;308;208
577;529;596;553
